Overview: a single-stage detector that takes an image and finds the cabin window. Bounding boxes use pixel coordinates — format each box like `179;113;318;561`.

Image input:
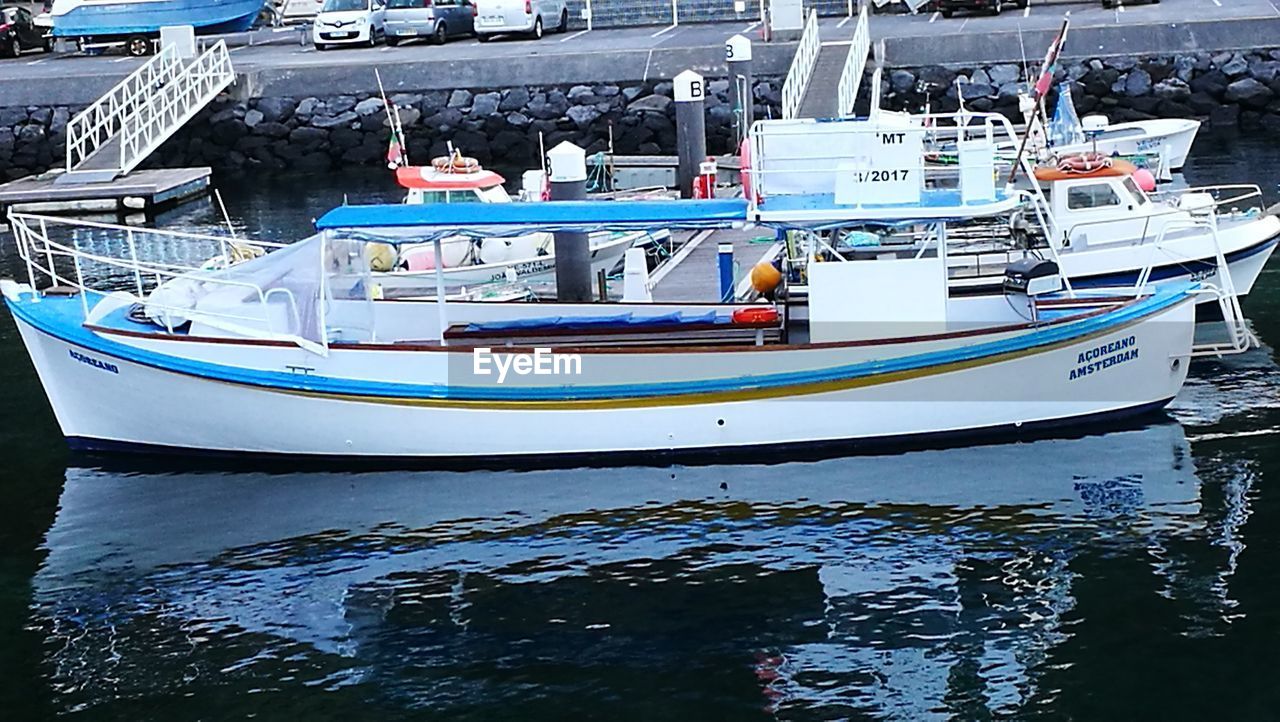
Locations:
418;191;449;204
1066;184;1122;211
1122;177;1148;205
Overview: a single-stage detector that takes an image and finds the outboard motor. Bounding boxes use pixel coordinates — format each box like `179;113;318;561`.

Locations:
1003;258;1063;322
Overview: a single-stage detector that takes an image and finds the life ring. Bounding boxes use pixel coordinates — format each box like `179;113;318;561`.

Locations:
1033;156;1137;182
431;154;482;173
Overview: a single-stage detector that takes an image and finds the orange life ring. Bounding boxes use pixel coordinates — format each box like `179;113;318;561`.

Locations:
1033;156;1137;182
431;155;482;173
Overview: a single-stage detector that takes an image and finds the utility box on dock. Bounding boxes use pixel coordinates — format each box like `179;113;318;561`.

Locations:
160;25;197;60
768;0;804;41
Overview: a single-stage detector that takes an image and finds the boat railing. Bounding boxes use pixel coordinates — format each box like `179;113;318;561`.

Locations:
780;9;820;120
746;112;1034;220
1132;214;1254;356
1058;184;1265;249
5;212;305;344
65;44;185;175
835;4;870;118
119;41;236;178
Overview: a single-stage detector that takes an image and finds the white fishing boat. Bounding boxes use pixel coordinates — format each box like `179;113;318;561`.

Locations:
0;113;1253;461
764;116;1277;309
350;162;664;293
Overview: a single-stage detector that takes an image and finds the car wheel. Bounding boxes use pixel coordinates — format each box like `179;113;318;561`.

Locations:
433;22;447;44
531;16;542;39
126;35;150;56
1101;0;1112;7
1015;0;1027;7
476;33;491;42
43;36;53;52
558;8;568;32
316;42;330;51
990;1;1002;15
941;9;953;18
386;36;400;46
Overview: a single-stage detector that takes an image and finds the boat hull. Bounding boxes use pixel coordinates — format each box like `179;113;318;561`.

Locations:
51;0;261;37
1051;118;1201;170
5;287;1196;461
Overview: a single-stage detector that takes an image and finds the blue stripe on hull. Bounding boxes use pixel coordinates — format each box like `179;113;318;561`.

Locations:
63;397;1178;468
53;0;261;36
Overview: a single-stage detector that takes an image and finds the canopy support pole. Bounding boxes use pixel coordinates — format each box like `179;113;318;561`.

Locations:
433;237;448;345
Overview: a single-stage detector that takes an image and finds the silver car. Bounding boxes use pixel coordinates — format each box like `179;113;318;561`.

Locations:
384;0;476;45
474;0;567;41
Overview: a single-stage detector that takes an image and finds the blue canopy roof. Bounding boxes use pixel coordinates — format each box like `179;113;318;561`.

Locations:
315;198;749;234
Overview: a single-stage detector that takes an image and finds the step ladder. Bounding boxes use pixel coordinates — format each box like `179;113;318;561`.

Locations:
61;40;235;185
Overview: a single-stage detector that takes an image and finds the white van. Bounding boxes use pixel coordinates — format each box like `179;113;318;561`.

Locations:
313;0;387;50
474;0;567;41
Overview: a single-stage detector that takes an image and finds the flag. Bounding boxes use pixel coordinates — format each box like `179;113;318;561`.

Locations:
386;127;404;170
1033;19;1070;100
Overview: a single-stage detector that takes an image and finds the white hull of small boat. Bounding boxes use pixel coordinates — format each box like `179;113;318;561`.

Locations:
377;231;640;291
4;284;1195;460
1049;118;1200;171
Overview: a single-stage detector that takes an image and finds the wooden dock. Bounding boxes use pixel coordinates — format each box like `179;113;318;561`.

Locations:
0;167;212;215
651;227;780;303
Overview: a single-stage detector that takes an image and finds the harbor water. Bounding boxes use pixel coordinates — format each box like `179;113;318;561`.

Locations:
3;129;1280;719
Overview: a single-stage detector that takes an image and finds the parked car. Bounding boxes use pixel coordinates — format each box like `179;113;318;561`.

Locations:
1101;0;1158;7
474;0;567;42
384;0;475;46
313;0;386;50
1;5;51;57
934;0;1027;17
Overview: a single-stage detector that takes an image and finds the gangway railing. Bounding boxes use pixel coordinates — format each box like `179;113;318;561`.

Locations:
120;41;235;178
781;9;820;120
64;41;235;182
835;4;870;117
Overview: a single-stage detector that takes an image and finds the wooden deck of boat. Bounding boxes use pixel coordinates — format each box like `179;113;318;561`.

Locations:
650;228;781;303
0;167;212;215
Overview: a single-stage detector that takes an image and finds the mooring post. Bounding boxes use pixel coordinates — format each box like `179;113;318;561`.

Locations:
725;34;754;149
674;69;707;200
547;141;593;302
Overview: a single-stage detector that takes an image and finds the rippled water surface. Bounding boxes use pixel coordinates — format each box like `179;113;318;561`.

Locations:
3;131;1280;720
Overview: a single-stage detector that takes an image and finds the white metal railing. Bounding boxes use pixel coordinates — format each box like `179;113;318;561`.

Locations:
65;44;185;174
65;41;234;177
746;112;1037;212
5;211;301;342
780;9;820;120
836;4;870;117
120;41;235;177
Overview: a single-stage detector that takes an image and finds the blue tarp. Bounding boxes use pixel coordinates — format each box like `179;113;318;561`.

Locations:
316;198;749;235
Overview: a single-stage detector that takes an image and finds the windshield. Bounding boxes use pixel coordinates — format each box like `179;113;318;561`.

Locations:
322;0;369;12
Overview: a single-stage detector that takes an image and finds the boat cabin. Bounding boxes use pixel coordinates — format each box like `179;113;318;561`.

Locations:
395;165;511;205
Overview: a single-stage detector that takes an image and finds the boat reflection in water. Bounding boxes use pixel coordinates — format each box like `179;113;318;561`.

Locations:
34;422;1254;718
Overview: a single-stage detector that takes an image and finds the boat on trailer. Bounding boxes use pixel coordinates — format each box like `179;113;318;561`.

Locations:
0;113;1255;462
49;0;262;54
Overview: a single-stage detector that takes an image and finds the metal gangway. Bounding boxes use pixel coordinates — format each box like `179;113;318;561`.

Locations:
62;40;236;185
781;4;871;120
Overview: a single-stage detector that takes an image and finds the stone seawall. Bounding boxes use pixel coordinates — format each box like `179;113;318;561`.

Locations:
3;47;1280;180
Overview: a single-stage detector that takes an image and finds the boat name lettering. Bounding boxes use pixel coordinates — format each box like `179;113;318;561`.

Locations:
68;349;119;375
488;259;554;283
878;132;907;145
1069;335;1138;380
472;347;583;384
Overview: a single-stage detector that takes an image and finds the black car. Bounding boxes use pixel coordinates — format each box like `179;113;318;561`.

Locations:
935;0;1028;17
1;5;49;58
1101;0;1158;7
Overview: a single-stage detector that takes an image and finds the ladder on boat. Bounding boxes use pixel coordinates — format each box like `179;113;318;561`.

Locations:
781;5;871;120
61;41;235;185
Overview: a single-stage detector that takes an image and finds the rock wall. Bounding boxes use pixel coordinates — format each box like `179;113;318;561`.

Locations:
3;48;1280;181
873;49;1280;132
0;79;783;179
